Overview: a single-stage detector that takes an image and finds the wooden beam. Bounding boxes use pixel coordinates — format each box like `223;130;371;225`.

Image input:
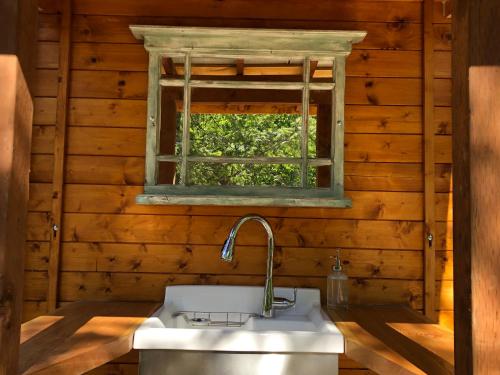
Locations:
161;57;176;77
47;0;71;312
19;301;159;375
423;0;436;320
453;0;500;373
329;305;454;375
0;0;38;91
236;59;244;75
0;55;33;375
310;60;319;78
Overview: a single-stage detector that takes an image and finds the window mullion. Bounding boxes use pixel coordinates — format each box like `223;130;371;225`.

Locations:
179;53;192;185
146;51;160;187
332;55;346;197
301;57;311;187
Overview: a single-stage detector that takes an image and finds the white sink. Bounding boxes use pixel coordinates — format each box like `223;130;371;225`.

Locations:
133;285;344;354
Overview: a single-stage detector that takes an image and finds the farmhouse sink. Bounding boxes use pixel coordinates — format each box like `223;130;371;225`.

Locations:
133;285;343;353
133;285;343;375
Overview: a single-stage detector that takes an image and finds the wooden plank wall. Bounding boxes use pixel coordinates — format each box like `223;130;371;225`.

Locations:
26;0;453;373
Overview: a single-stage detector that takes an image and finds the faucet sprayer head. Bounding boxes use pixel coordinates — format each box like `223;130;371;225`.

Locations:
220;236;235;262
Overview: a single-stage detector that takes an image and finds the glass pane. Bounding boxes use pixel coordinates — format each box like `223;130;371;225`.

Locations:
160;55;185;79
159;85;184;156
190;57;237;79
157;161;180;185
242;56;303;82
311;58;334;83
190;88;302;158
188;162;302;187
309;89;333;187
307;165;330;188
190;56;303;82
309;90;332;159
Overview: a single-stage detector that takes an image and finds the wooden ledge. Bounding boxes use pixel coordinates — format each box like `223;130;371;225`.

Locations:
19;301;159;375
328;305;454;375
19;302;453;375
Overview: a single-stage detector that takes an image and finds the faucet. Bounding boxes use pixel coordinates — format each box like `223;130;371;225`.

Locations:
220;214;296;318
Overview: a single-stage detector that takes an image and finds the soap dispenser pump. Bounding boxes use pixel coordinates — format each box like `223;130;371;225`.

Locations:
327;249;349;309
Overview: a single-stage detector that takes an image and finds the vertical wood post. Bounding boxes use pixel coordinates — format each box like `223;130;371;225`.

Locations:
423;0;436;320
47;0;72;312
0;55;33;375
0;0;38;92
453;0;500;373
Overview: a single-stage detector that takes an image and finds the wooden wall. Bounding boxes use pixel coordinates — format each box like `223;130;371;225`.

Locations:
25;0;453;373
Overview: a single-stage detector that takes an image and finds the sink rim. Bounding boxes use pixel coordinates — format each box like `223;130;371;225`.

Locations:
133;285;344;353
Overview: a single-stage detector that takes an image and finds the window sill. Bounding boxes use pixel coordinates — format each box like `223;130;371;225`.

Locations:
136;192;352;208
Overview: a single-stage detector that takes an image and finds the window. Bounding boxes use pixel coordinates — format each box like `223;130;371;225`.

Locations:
131;26;366;207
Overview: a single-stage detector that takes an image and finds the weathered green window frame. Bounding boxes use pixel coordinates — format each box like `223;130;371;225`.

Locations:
130;26;366;207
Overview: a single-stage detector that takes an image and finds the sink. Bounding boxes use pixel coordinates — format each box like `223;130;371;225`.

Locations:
133;285;343;353
133;285;343;375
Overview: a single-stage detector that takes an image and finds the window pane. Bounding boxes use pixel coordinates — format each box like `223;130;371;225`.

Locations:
159;85;184;157
190;56;303;82
310;89;333;187
311;58;334;83
309;90;332;159
160;55;185;79
188;162;302;187
190;88;302;158
307;165;331;188
157;161;180;185
241;56;303;83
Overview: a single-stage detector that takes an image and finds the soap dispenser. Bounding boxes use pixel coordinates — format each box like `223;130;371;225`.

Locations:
327;249;349;309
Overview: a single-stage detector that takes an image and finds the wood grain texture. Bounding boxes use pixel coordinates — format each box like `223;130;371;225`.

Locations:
0;56;33;375
423;0;437;320
28;154;453;193
451;1;471;369
47;0;71;312
71;0;421;23
0;0;39;91
19;301;159;375
23;240;453;282
26;0;454;354
329;305;454;375
69;43;422;77
70;15;423;50
59;126;452;163
468;52;500;375
28;183;453;222
452;0;500;372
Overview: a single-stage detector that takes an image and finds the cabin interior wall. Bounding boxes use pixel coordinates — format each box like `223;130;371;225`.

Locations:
25;0;453;373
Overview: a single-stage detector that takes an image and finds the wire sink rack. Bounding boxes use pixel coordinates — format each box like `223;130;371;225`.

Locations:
172;310;260;327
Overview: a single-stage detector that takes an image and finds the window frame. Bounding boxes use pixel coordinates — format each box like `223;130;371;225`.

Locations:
130;26;366;207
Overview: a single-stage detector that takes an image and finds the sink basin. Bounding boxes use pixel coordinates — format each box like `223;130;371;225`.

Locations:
133;285;344;353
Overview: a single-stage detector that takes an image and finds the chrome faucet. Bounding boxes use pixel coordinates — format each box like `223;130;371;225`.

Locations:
220;214;296;318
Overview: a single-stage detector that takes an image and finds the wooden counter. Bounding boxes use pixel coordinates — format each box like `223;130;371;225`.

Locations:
19;301;159;375
19;302;453;375
328;305;454;375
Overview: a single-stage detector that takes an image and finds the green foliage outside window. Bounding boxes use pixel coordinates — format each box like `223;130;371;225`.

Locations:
178;114;318;187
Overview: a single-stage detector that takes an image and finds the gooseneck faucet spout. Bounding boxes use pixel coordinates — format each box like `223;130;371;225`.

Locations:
220;214;276;318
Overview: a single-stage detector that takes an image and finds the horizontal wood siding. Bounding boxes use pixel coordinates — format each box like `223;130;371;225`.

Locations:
27;0;453;373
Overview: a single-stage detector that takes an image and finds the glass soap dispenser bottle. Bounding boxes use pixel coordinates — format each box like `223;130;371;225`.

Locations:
327;249;349;309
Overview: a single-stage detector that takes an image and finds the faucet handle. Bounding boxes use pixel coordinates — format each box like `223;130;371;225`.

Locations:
272;288;297;310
